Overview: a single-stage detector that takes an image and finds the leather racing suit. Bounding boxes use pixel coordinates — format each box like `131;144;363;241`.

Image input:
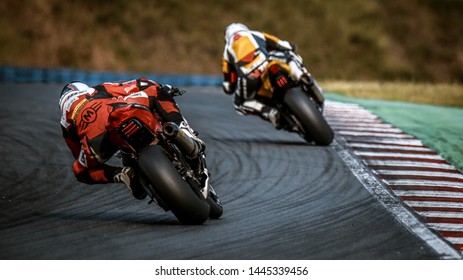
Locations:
221;24;303;127
59;78;188;189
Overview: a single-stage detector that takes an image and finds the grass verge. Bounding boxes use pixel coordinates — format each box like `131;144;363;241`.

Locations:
321;81;463;107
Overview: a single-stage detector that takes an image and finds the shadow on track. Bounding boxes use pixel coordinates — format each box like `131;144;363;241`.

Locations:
209;136;313;147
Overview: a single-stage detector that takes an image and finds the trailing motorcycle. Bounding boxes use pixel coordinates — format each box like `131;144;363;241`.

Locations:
108;102;223;225
254;50;334;145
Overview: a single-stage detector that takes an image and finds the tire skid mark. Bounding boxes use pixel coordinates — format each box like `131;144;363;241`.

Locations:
325;100;463;257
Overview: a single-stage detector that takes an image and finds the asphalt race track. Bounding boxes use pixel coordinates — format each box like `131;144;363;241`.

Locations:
0;83;442;259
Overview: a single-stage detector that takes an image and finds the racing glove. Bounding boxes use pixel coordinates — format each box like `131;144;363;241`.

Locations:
162;84;185;96
278;40;296;51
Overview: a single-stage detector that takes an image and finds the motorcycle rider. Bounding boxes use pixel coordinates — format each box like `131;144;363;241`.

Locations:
59;78;204;200
222;22;320;128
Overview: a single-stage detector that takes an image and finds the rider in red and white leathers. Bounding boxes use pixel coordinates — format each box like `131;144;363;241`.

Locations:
222;23;316;128
59;78;203;199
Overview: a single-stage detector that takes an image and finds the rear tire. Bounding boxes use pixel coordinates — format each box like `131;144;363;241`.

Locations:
283;88;334;145
138;145;210;225
207;187;223;219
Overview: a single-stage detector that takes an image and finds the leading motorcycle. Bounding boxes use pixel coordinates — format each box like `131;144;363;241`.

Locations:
108;99;223;225
252;50;334;145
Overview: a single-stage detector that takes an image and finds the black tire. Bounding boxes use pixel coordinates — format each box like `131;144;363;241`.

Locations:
207;187;223;219
283;88;334;145
138;145;210;225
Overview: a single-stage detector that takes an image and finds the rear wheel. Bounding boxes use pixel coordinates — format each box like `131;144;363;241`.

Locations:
138;145;210;225
283;88;334;145
207;186;223;219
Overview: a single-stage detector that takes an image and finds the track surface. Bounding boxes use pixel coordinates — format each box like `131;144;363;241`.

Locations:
0;84;442;259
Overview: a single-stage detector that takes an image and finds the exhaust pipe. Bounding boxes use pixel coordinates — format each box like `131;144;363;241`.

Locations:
163;122;201;157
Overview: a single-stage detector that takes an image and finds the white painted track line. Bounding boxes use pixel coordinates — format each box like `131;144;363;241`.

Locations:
405;201;463;208
428;223;463;231
350;143;433;152
417;211;463;218
366;160;457;170
355;151;444;160
394;190;463;198
385;180;463;188
375;170;463;179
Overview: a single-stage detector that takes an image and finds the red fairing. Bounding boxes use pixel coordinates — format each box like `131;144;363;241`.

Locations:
107;103;162;153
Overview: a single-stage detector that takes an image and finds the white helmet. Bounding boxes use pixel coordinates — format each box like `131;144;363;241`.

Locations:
59;81;90;113
224;22;249;42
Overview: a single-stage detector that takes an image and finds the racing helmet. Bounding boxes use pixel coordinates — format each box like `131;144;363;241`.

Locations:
59;81;90;113
224;22;249;42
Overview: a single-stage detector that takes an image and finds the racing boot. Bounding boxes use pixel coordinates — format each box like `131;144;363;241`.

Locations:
114;167;147;200
262;107;281;129
238;100;281;129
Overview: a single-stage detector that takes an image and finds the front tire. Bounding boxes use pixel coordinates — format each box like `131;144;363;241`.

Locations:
138;145;210;225
283;88;334;145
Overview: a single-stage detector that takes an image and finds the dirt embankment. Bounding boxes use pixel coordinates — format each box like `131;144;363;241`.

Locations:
1;0;462;83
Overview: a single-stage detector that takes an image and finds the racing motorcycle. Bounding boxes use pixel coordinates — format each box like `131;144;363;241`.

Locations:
253;50;334;145
108;101;223;225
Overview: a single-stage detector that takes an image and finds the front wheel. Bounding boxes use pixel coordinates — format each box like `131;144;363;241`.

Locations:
283;88;334;145
138;145;210;225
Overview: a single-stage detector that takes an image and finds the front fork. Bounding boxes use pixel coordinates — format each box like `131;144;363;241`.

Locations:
300;76;325;112
286;51;325;111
